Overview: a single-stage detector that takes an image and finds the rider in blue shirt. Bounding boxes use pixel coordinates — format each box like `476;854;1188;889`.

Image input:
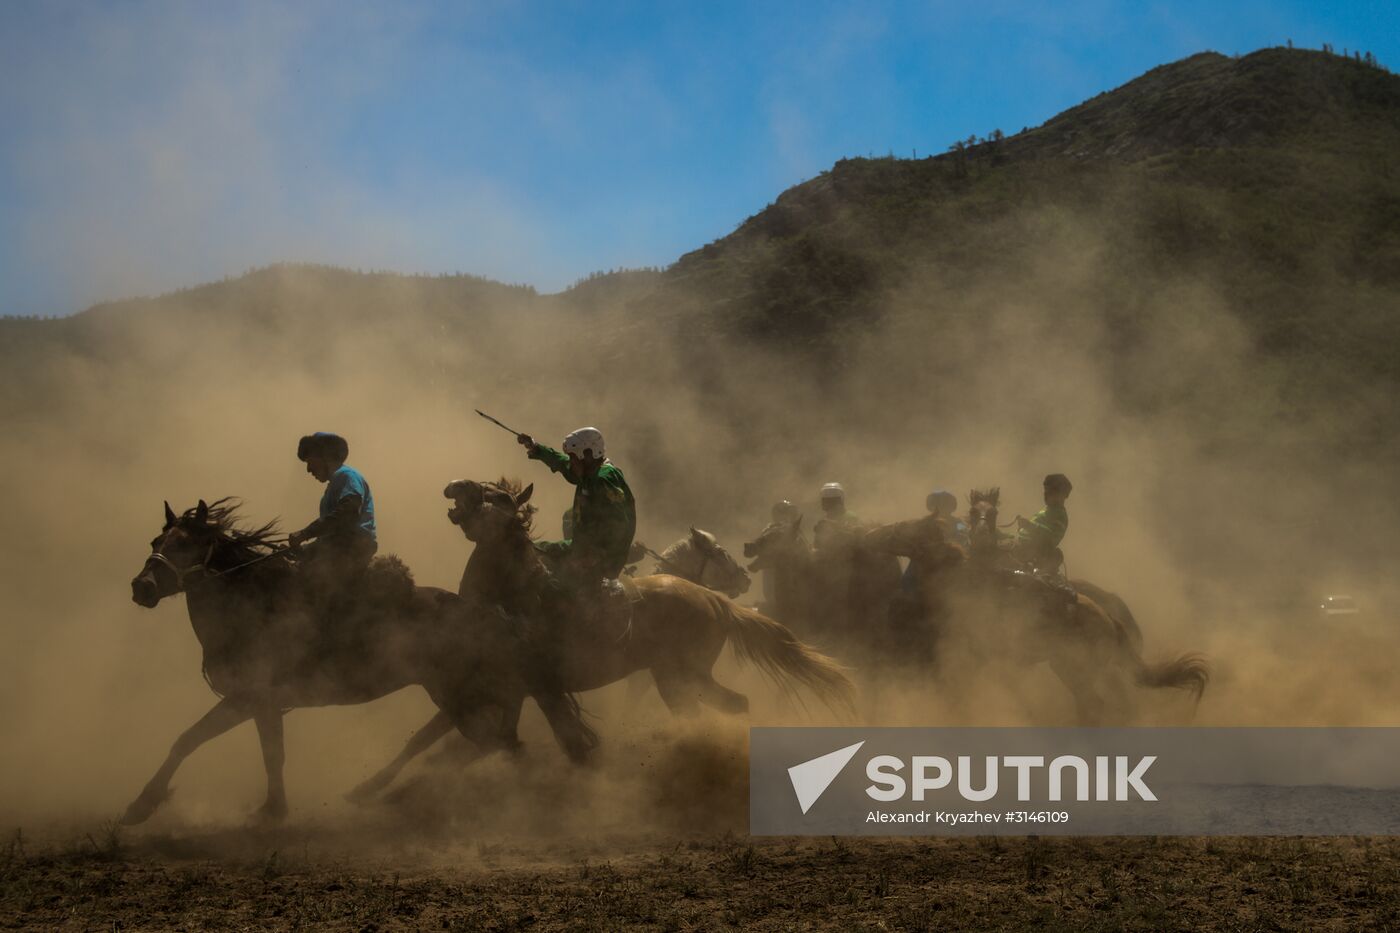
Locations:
289;432;377;586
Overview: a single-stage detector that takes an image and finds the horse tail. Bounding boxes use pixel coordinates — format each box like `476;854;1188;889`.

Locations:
710;593;857;715
1133;652;1210;702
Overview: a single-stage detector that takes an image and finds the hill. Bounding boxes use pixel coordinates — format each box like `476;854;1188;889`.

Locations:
3;46;1399;591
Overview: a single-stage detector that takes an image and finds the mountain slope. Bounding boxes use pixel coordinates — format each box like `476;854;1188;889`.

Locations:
3;46;1399;586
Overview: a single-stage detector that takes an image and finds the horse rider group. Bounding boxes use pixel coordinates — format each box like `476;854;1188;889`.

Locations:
763;472;1073;624
286;424;1069;634
288;425;638;625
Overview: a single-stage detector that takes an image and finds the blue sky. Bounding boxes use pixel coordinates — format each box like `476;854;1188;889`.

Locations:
1;0;1396;316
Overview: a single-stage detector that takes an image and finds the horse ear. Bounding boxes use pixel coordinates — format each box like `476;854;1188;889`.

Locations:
689;525;702;541
516;483;534;507
163;501;176;527
195;500;209;524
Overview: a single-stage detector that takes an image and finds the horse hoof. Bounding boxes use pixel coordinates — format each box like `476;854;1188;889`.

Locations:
119;802;153;827
250;801;288;826
120;787;173;825
345;779;387;807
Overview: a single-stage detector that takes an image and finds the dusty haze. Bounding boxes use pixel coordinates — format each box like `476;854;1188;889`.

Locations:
2;203;1398;836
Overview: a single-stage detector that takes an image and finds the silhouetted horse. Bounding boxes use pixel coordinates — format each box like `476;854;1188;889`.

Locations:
347;479;856;800
125;498;593;824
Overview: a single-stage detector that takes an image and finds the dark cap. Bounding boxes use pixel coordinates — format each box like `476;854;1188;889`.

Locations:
772;499;799;521
926;489;957;514
1043;473;1072;494
297;432;349;463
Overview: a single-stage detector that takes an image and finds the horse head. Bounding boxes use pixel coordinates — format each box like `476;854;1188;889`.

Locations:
131;499;218;607
966;487;1002;557
444;478;534;543
679;526;751;598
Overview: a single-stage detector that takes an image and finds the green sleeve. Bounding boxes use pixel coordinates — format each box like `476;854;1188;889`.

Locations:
571;466;637;575
1019;507;1067;549
528;444;577;485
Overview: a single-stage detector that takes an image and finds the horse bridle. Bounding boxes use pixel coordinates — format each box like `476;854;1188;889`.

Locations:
142;539;217;594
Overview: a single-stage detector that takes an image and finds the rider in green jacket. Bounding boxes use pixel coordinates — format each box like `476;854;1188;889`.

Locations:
1014;473;1072;573
516;426;637;585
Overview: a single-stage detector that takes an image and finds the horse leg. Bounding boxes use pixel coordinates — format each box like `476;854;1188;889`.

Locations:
652;669;703;717
346;710;456;805
535;693;599;765
695;675;749;715
1049;656;1104;726
623;671;654;710
252;706;288;824
121;697;252;825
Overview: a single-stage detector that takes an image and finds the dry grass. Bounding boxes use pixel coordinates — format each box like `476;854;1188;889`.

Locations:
5;827;1400;931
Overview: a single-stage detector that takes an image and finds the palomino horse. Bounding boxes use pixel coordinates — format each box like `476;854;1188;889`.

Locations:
124;499;594;824
617;526;751;708
895;490;1208;723
652;527;751;599
348;479;855;802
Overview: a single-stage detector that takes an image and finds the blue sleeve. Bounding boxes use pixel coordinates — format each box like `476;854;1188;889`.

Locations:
329;467;367;505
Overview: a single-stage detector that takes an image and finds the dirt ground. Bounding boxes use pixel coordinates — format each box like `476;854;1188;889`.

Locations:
7;620;1400;932
6;823;1400;932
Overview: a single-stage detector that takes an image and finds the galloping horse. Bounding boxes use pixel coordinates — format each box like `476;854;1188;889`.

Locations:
348;479;856;801
124;499;594;824
897;489;1208;723
965;488;1143;650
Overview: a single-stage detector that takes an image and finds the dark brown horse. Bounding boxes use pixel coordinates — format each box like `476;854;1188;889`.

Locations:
125;498;593;824
347;479;857;801
965;487;1143;651
742;515;903;659
868;508;1208;724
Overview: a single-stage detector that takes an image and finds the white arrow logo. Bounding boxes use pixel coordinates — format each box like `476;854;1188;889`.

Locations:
788;741;865;814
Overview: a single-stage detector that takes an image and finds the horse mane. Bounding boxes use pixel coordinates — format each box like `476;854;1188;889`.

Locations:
969;487;1001;508
487;477;537;538
180;498;284;565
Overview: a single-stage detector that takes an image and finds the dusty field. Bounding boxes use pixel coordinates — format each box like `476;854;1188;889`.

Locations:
5;824;1400;931
6;620;1400;932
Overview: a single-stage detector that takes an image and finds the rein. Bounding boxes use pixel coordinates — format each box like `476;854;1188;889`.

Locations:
145;540;291;594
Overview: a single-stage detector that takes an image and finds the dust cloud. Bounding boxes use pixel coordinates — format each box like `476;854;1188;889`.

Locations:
2;196;1397;843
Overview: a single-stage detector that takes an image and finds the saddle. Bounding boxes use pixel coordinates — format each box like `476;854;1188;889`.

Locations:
1003;567;1078;614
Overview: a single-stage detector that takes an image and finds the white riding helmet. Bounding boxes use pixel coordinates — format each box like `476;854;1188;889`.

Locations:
820;482;845;501
562;426;605;460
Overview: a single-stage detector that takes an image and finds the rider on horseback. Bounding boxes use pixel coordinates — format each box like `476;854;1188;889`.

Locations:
516;426;637;595
288;432;377;595
813;483;862;553
900;488;969;599
926;489;970;550
1014;473;1072;576
761;500;801;607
